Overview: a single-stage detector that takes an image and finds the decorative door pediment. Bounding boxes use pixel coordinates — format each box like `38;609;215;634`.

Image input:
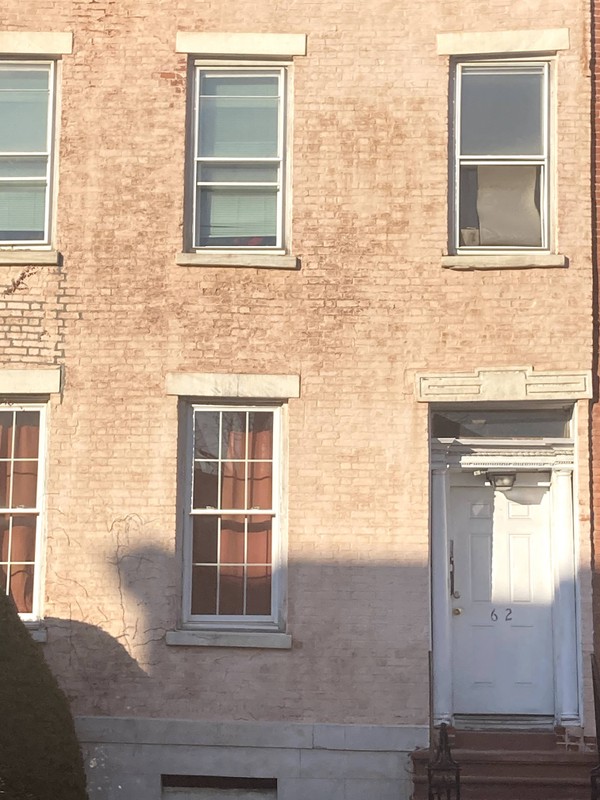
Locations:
416;367;592;403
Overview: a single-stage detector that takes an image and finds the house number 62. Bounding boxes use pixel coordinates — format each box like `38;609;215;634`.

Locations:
490;608;513;622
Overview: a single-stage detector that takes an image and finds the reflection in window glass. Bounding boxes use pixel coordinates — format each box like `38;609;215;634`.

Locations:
189;407;277;619
460;67;543;156
0;407;42;615
431;408;572;439
459;165;542;247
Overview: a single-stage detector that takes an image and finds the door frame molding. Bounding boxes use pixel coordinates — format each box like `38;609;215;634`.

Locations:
431;438;580;727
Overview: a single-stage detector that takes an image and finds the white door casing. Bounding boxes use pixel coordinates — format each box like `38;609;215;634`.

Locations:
431;442;580;726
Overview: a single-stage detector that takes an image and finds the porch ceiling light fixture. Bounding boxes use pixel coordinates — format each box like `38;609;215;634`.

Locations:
486;471;517;490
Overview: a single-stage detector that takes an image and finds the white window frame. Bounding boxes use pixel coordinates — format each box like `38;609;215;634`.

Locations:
0;402;46;621
453;58;551;253
182;403;284;630
0;60;56;248
190;61;288;253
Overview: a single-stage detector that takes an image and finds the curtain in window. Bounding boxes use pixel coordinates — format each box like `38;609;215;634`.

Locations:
219;417;273;615
0;412;39;613
476;164;541;247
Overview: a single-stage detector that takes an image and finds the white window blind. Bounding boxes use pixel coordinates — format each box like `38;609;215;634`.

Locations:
193;68;284;249
0;62;53;244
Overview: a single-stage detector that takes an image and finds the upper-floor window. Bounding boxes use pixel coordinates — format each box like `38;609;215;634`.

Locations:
191;66;286;250
0;406;44;619
454;61;549;251
0;62;55;246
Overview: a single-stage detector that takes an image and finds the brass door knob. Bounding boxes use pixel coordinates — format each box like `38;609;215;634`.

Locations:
452;608;463;616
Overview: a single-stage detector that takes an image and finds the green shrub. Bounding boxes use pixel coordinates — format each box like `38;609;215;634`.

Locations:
0;591;88;800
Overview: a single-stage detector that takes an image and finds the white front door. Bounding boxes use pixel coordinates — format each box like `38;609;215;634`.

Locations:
450;472;554;716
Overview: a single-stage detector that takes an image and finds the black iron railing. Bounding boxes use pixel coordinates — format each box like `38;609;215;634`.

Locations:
428;723;460;800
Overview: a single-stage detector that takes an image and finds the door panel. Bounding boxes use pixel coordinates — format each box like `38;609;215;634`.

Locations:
450;473;554;715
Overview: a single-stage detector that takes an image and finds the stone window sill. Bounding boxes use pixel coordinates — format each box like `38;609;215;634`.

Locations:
24;623;47;642
442;254;567;271
177;252;300;270
166;629;292;649
0;250;61;266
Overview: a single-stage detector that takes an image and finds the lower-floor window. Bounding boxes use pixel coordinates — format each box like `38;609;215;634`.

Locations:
183;404;283;627
163;775;277;798
0;405;44;617
165;793;275;799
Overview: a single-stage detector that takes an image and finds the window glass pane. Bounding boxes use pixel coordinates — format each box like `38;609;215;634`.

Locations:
221;462;246;509
247;462;272;509
0;68;50;152
0;463;9;507
0;182;46;241
248;411;273;440
197;186;277;247
11;461;38;508
431;408;572;439
198;164;279;184
10;515;36;563
0;515;9;559
0;411;13;460
198;95;279;158
191;565;217;614
460;67;543;156
459;164;541;247
0;67;49;93
200;74;279;97
192;515;218;563
193;461;218;509
10;563;34;613
247;517;272;563
0;156;47;178
219;565;244;614
194;411;220;459
220;515;245;564
14;411;39;459
221;412;247;459
246;565;272;615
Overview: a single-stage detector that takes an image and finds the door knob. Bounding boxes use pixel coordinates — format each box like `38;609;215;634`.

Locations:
452;607;463;616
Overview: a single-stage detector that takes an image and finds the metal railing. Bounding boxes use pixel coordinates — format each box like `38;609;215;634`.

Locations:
428;723;461;800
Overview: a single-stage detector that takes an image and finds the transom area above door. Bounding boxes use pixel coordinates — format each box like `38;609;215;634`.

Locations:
430;404;575;472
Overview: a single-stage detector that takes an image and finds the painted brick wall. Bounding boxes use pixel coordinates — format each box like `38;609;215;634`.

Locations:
0;0;593;727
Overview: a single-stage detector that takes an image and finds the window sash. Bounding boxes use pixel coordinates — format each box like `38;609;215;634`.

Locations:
454;61;549;251
184;405;282;625
0;61;54;245
192;67;285;250
0;404;45;620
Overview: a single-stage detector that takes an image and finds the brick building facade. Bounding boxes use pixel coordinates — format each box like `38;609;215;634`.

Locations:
0;1;595;799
